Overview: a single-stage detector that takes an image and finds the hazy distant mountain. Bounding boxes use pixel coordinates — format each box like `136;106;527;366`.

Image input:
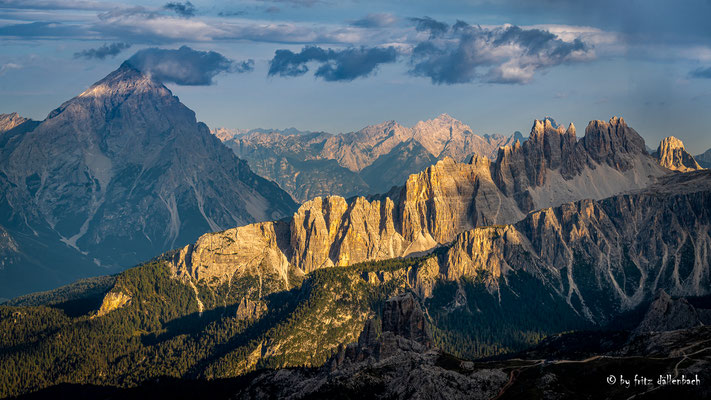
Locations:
216;114;524;201
212;127;318;142
652;136;704;172
0;62;296;298
697;147;711;169
0;112;29;134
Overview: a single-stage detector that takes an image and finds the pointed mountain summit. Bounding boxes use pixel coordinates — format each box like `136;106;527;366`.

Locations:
653;136;704;172
0;62;297;298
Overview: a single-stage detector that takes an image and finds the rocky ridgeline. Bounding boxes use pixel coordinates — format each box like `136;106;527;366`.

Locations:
451;170;711;322
169;169;711;328
171;117;667;291
222;114;522;201
653;136;704;172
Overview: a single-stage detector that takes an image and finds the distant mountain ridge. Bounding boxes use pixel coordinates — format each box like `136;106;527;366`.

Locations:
216;114;524;201
0;62;297;298
0;112;28;134
697;147;711;169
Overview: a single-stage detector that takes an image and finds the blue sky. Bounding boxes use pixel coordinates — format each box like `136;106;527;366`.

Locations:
1;0;711;153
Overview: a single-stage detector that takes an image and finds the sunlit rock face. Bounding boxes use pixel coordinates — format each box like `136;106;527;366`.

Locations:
172;116;669;295
0;63;297;298
653;136;704;172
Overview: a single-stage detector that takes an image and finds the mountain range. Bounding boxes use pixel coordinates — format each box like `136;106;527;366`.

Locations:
1;59;711;399
1;168;710;398
0;63;296;299
216;115;526;201
173;116;668;288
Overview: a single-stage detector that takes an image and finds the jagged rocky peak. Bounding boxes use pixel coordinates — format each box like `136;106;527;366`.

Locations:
381;292;433;347
654;136;704;172
581;116;648;166
79;61;165;97
331;292;433;369
0;112;29;134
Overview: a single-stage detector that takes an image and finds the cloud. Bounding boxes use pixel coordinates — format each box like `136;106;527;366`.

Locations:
690;66;711;79
0;0;117;11
74;42;131;60
126;46;253;85
350;13;398;28
257;0;321;8
409;21;594;84
163;1;196;17
90;8;369;44
410;16;449;38
218;10;247;17
0;21;87;38
268;45;398;81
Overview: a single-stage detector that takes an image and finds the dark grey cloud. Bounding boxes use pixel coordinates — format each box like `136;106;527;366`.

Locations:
218;10;247;17
410;22;593;84
410;16;449;38
269;46;398;81
690;66;711;79
73;42;131;60
127;46;253;85
163;1;195;17
350;13;398;28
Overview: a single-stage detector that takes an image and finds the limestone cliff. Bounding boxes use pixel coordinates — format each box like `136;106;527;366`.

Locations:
654;136;704;172
439;170;711;323
172;117;667;290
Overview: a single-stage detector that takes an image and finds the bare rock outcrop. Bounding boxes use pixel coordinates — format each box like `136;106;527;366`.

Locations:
654;136;704;172
95;291;131;317
633;290;704;335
